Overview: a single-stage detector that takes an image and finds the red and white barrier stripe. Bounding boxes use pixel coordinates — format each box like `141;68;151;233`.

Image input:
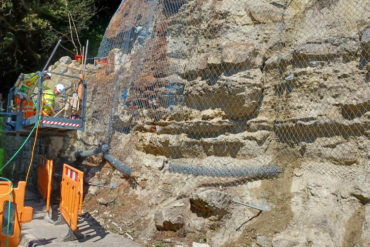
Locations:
66;167;78;181
41;120;80;128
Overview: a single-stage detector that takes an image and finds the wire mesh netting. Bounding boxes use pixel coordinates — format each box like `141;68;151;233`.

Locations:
93;0;369;184
0;0;361;245
85;3;370;243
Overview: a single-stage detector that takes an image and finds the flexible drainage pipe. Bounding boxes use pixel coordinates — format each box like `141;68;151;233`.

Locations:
74;144;110;158
103;153;132;175
75;144;131;175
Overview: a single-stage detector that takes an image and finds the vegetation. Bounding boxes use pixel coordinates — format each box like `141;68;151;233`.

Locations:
0;0;120;95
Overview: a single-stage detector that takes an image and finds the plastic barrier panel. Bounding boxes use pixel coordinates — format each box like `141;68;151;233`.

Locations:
0;181;33;247
37;156;53;212
59;164;84;231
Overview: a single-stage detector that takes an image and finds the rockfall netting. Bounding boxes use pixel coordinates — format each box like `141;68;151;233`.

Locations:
94;0;369;182
82;0;370;245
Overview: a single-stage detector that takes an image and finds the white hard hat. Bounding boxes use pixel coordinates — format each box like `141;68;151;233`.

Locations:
55;84;65;93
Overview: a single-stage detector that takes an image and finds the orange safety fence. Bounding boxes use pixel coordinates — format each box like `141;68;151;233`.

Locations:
37;156;53;212
0;181;33;247
59;164;84;231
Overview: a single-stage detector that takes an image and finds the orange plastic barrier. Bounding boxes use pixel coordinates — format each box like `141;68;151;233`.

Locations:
15;96;35;119
0;181;33;247
37;156;53;212
59;164;84;231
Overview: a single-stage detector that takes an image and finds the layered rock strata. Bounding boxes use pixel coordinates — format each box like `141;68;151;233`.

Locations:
52;0;369;246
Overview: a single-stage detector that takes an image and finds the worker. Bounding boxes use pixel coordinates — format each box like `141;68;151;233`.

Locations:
41;84;65;116
69;74;84;119
15;72;51;97
43;72;52;84
12;72;52;118
77;74;84;100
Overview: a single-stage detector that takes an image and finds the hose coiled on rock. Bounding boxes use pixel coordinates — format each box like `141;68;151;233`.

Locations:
169;164;281;178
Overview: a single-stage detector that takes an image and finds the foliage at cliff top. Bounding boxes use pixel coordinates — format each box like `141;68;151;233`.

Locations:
0;0;96;94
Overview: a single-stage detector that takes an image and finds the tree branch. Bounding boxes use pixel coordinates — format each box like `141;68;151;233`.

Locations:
70;12;82;54
67;12;78;54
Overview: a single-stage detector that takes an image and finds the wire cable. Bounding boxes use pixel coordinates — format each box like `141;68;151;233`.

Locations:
25;100;43;186
25;119;40;185
0;116;41;173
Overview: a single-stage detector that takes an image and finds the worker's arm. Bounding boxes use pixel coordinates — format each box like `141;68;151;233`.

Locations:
50;107;56;116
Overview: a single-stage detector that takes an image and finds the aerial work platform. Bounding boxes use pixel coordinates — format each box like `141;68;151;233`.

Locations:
0;40;88;135
0;72;87;135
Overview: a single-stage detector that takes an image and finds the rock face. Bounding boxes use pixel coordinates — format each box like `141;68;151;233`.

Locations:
154;200;188;231
54;0;370;246
189;190;231;219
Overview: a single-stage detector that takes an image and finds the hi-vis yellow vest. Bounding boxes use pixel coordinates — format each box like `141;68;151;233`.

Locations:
42;89;55;115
